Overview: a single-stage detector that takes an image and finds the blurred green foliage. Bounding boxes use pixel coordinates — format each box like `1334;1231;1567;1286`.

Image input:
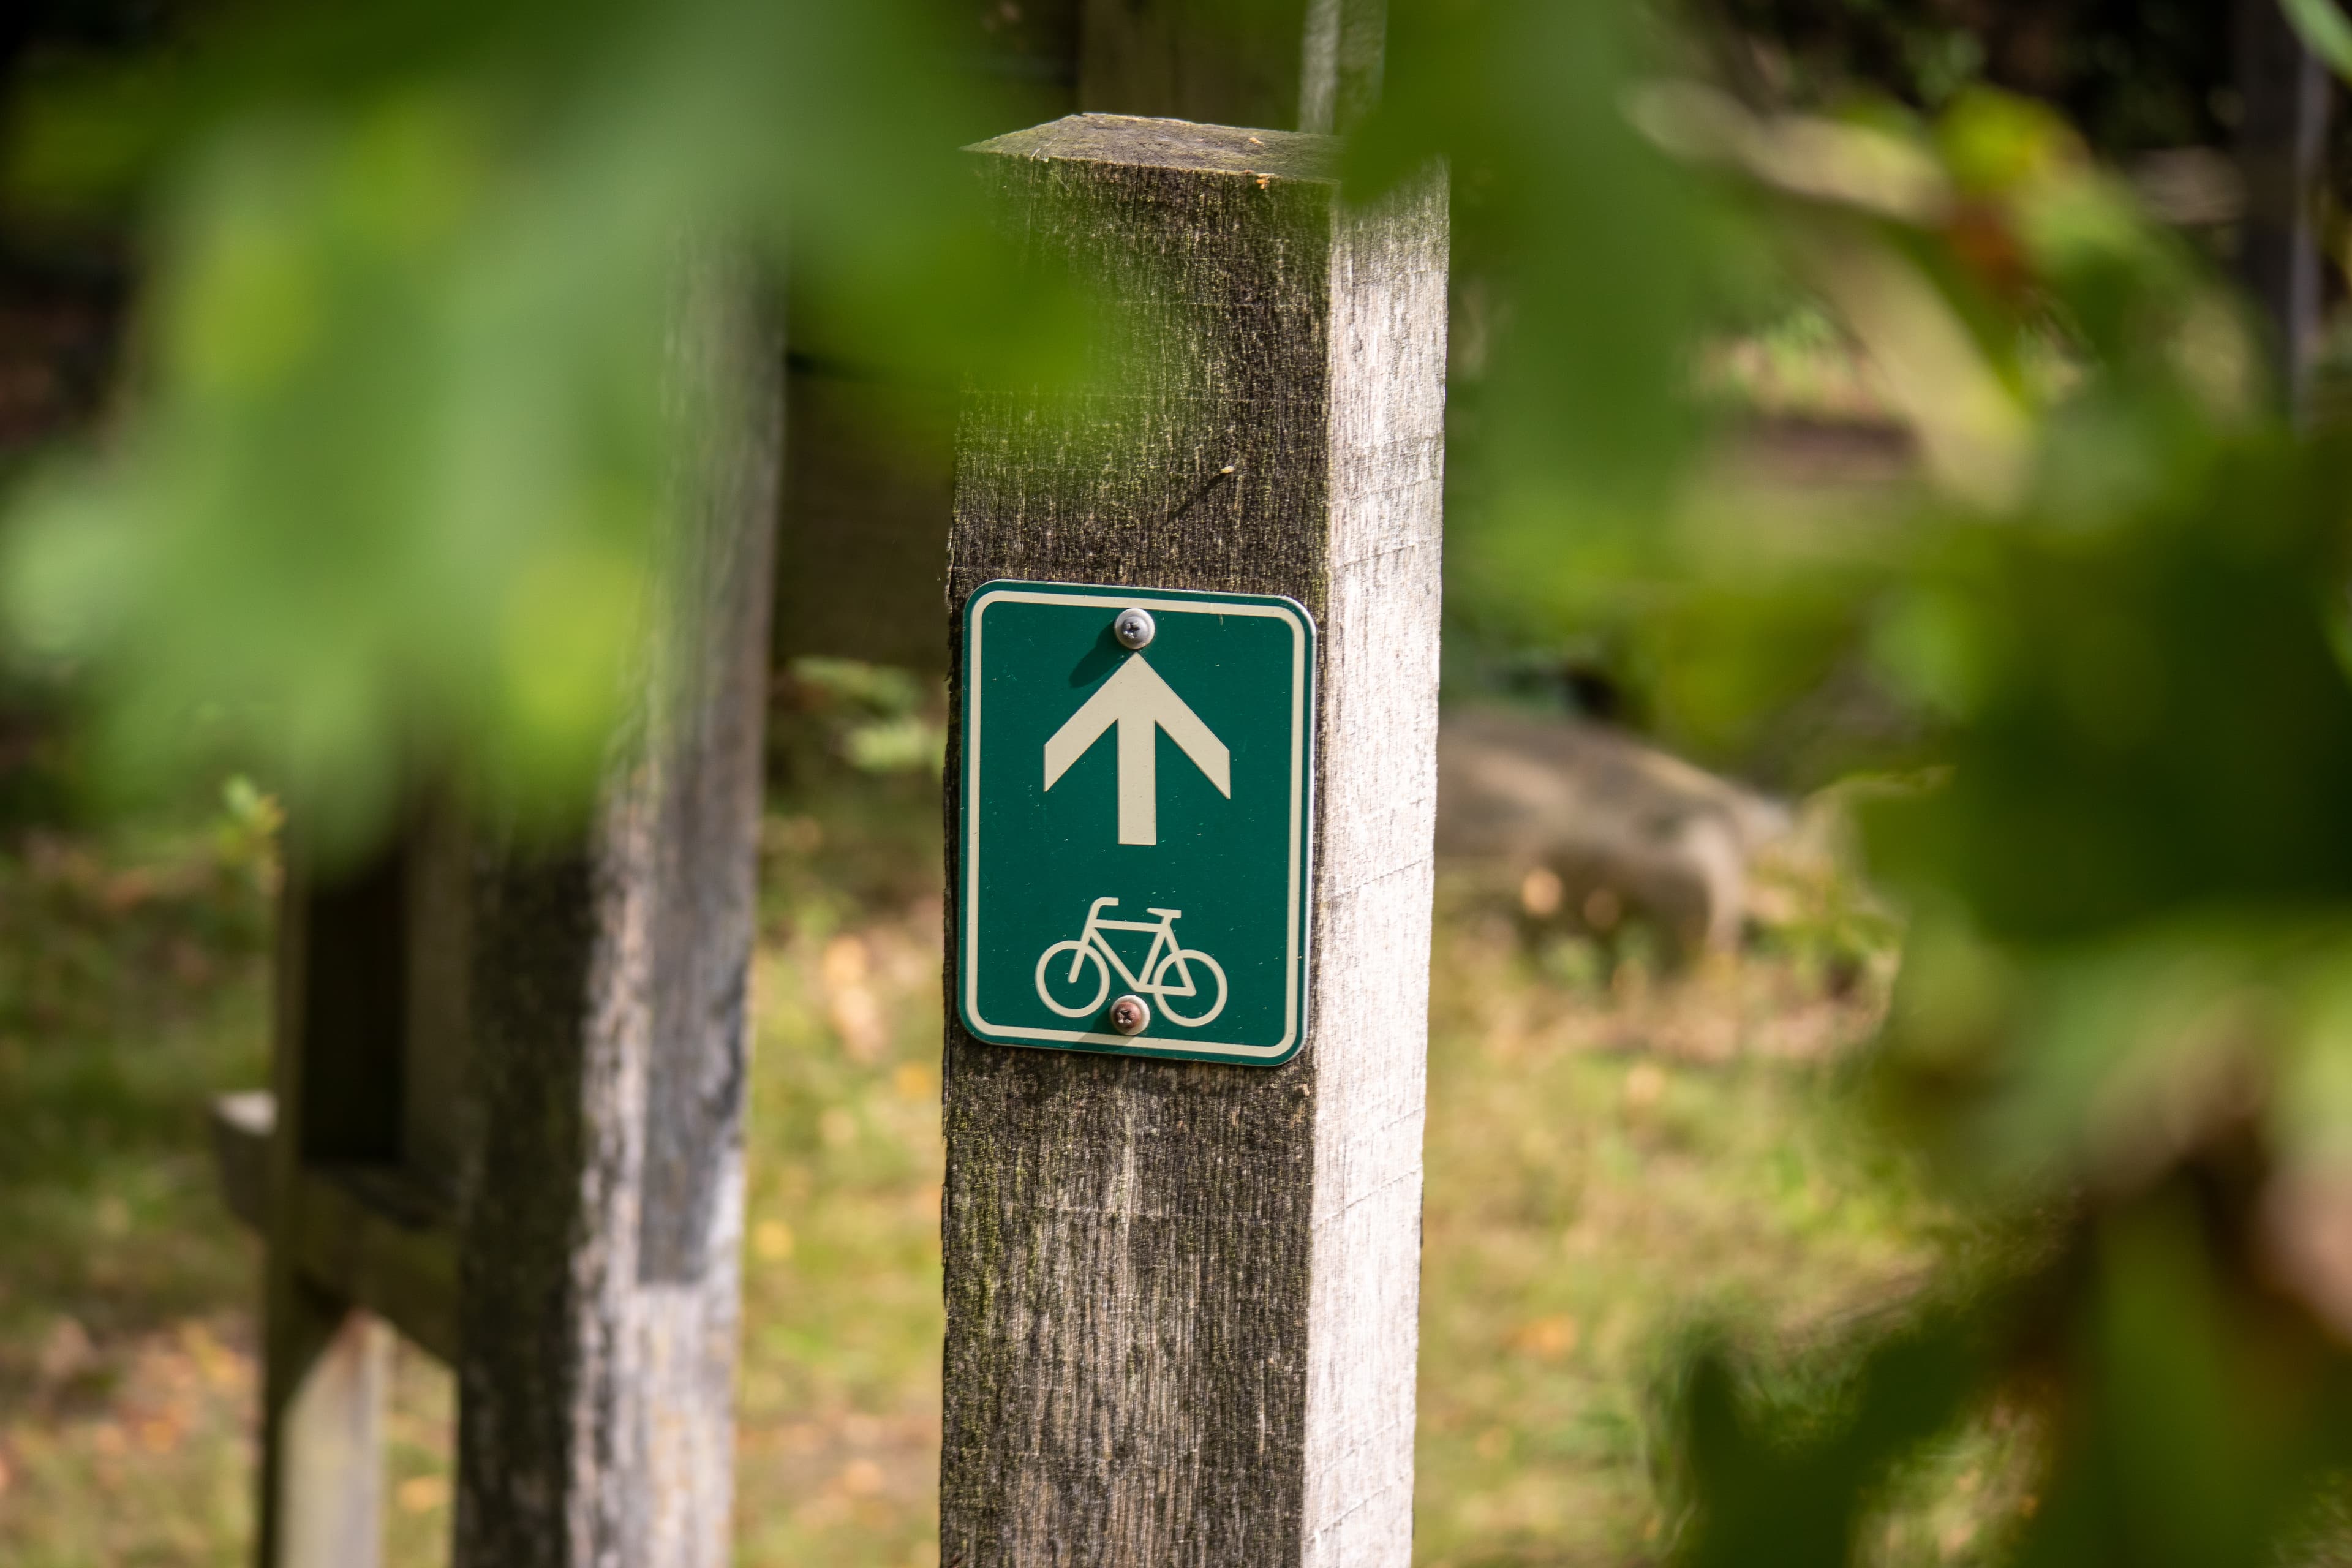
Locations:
0;0;1044;859
1352;2;2352;1561
12;0;2352;1561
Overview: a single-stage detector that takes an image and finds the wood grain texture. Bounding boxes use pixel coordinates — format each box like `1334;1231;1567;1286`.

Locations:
451;268;779;1568
941;113;1444;1568
1298;156;1446;1568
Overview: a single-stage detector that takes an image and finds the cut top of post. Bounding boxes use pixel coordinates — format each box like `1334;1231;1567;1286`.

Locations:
968;112;1339;184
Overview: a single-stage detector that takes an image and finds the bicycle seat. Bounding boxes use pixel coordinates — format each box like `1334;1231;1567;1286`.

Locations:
1145;907;1183;919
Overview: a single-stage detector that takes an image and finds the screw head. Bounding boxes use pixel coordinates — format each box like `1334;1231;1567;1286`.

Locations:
1108;994;1150;1035
1114;608;1155;650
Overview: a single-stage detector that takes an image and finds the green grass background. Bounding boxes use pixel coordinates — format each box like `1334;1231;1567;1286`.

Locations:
0;736;1956;1567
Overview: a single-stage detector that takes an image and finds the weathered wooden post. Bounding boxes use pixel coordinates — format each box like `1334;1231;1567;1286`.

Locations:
941;114;1446;1566
451;276;777;1567
222;273;779;1568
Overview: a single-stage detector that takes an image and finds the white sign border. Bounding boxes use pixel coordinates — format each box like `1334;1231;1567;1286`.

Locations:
961;582;1314;1063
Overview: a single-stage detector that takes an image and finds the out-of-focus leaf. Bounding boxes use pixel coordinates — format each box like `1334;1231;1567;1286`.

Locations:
1350;0;1716;646
2284;0;2352;81
0;0;1063;859
1863;441;2352;941
1672;1309;1989;1568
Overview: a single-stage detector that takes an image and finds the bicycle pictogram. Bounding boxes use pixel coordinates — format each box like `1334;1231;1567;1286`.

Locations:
1034;897;1229;1027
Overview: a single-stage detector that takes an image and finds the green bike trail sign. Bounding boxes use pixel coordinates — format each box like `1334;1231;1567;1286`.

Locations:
958;580;1316;1065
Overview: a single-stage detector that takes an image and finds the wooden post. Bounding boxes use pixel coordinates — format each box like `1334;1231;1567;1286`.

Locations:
255;845;407;1568
2236;0;2332;410
941;115;1446;1567
451;268;780;1568
234;268;778;1567
268;1311;392;1566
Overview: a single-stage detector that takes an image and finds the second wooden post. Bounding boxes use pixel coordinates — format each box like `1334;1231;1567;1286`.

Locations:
943;114;1447;1567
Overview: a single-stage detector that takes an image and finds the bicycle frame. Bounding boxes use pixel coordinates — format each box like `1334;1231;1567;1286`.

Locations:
1033;895;1227;1027
1066;895;1187;993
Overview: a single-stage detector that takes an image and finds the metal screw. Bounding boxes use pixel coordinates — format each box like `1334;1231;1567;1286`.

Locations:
1114;608;1155;650
1108;994;1150;1035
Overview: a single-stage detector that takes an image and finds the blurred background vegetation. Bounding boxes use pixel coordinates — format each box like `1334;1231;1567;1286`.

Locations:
9;0;2352;1564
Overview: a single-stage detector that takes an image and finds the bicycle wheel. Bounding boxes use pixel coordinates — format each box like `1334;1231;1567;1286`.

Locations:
1035;940;1110;1017
1148;948;1227;1026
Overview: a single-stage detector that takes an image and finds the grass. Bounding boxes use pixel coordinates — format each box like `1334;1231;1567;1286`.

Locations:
0;799;276;1567
0;737;1956;1567
1414;878;1927;1566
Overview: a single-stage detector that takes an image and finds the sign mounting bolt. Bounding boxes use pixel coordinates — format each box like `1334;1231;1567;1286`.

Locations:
1109;994;1150;1035
1114;608;1155;650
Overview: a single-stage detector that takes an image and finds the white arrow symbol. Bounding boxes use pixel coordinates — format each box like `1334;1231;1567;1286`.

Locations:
1042;654;1231;845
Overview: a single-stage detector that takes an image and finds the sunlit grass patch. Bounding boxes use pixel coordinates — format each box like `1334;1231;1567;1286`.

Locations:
736;758;946;1568
0;746;1986;1568
0;1316;254;1568
1413;867;1934;1567
0;800;274;1567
